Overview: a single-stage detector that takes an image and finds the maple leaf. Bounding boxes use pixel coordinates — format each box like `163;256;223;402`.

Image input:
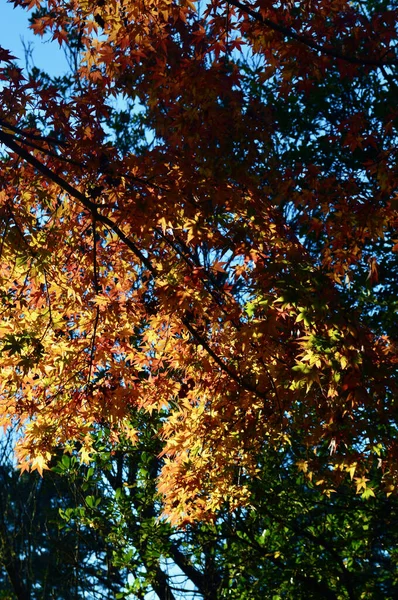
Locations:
0;47;17;62
31;453;51;477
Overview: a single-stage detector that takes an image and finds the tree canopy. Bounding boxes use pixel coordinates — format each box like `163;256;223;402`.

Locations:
0;0;397;532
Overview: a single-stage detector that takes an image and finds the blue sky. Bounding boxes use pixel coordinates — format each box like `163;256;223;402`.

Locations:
0;0;68;74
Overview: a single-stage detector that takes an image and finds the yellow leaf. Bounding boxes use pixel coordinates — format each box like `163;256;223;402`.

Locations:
346;463;357;480
31;454;49;477
94;295;110;306
79;446;92;464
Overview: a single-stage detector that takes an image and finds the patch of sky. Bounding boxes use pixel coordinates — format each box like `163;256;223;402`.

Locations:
0;0;69;75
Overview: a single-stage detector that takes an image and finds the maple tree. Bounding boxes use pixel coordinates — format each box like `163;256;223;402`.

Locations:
0;0;397;528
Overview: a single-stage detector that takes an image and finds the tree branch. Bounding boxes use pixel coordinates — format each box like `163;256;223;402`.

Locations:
226;0;397;67
0;129;155;274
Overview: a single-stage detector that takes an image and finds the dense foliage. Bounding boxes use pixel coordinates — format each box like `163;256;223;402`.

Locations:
0;0;397;596
1;429;398;599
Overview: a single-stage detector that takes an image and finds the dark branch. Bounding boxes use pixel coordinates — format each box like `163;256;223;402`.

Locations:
226;0;397;67
0;117;67;146
0;129;155;274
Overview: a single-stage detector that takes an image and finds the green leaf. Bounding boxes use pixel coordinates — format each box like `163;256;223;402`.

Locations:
85;495;95;508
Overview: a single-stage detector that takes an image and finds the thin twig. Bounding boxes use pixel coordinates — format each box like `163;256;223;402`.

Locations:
88;217;100;384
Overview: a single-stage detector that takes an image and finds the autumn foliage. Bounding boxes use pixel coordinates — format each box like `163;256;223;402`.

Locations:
0;0;397;524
